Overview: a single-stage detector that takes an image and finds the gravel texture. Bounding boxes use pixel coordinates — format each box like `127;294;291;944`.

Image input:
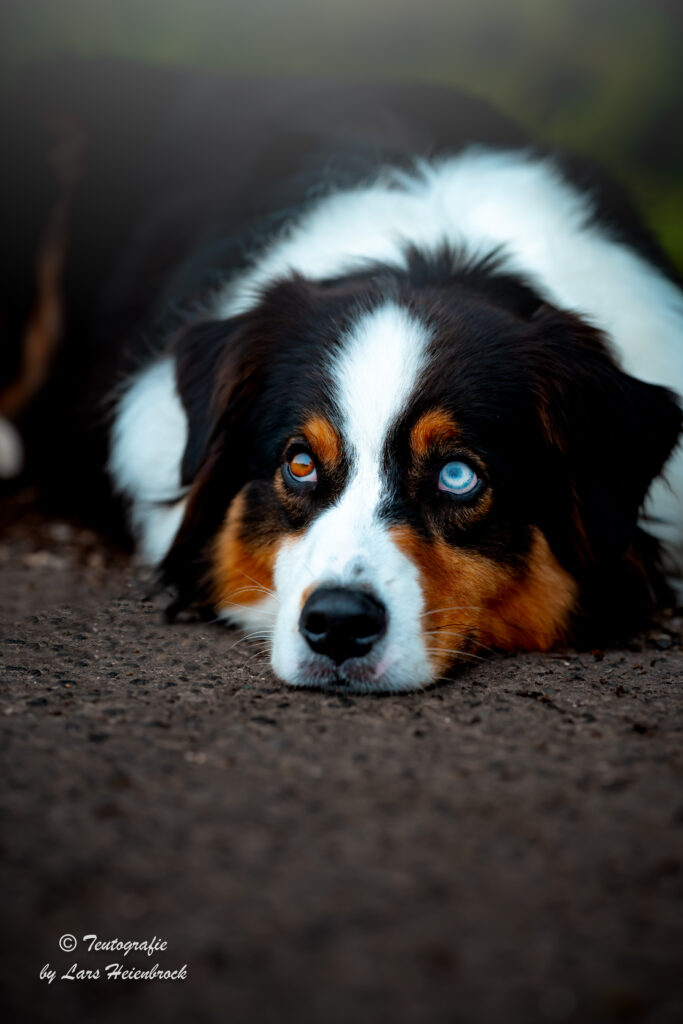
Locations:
1;506;682;1024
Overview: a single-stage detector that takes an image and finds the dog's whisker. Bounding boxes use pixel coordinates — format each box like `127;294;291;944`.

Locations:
220;600;278;616
229;638;272;653
228;585;280;602
244;648;272;666
424;646;485;662
239;645;273;662
421;605;483;618
423;627;496;656
423;628;471;638
236;571;280;601
229;630;275;650
431;675;457;686
246;643;273;656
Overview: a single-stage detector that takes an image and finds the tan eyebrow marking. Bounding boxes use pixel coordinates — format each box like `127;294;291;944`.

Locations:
410;409;460;458
302;414;342;466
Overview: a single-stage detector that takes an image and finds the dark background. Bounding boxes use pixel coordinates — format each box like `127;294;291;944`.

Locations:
1;0;681;267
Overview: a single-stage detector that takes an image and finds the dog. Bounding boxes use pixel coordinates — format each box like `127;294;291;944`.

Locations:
3;62;682;692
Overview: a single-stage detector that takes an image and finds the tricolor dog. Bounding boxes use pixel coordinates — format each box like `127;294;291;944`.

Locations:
3;65;682;691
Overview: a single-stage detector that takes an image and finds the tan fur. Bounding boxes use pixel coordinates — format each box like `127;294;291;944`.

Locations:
302;414;341;466
391;524;577;675
410;408;459;458
211;490;282;608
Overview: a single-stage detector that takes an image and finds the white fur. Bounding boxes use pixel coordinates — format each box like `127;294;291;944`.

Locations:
215;147;683;563
108;357;188;565
269;304;435;691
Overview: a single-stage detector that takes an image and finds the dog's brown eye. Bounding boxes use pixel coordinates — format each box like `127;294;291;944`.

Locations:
290;452;316;478
283;451;318;489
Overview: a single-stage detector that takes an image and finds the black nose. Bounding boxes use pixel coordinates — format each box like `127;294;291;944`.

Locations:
299;587;388;665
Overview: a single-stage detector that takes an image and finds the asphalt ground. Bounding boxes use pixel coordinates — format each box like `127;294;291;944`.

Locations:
1;504;682;1024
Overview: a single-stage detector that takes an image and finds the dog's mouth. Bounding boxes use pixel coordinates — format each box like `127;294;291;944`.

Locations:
285;651;385;692
274;639;462;694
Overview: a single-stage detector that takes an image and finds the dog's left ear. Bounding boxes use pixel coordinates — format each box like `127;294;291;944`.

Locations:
531;306;682;570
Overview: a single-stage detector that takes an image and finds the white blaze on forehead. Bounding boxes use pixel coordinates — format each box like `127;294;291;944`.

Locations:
332;302;431;500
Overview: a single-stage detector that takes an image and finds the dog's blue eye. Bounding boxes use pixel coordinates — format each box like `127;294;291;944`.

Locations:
438;460;479;496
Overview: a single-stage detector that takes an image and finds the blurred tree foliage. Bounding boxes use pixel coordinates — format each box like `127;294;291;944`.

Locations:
1;0;681;267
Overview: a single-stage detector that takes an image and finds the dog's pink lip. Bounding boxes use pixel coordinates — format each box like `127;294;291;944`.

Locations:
372;650;396;681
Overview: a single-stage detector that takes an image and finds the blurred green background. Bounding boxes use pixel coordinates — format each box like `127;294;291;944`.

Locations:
1;0;681;268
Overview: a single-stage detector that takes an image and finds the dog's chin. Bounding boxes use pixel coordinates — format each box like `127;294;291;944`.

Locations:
272;652;435;695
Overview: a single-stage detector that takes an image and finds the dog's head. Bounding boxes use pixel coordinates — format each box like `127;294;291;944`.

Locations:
162;251;682;691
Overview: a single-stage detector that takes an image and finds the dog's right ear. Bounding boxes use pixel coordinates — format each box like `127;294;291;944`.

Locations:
172;316;249;486
163;314;264;613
